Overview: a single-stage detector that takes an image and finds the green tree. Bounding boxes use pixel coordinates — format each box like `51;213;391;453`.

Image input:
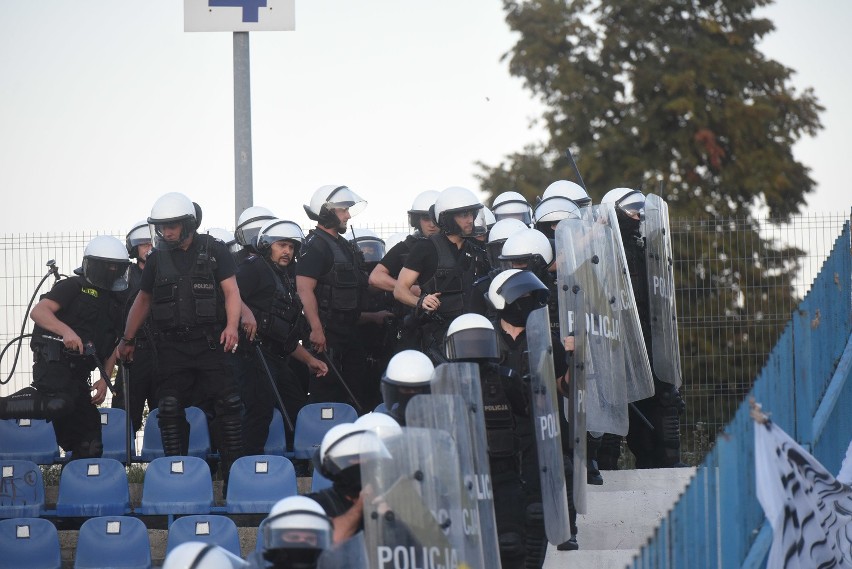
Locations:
480;0;824;444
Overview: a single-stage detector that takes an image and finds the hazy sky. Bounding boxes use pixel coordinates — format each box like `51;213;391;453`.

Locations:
1;0;849;236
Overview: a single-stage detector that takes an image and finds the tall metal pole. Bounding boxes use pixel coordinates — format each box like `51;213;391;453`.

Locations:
233;31;253;226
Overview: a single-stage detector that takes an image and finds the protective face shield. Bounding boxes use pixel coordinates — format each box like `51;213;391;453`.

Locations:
256;219;305;259
235;206;275;249
542;180;591;208
380;350;435;424
533;196;582;238
491;191;533;225
148;192;200;250
205;228;241;255
498;228;554;275
444;313;499;362
433;186;483;236
81;235;131;291
262;496;333;568
125;221;152;260
488;269;549;326
486;218;528;267
162;541;248;569
601;188;645;231
473;206;497;237
346;227;386;264
407;190;441;229
304;185;367;233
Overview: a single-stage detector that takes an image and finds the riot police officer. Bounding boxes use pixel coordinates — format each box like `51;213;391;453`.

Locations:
0;236;129;460
601;188;687;469
118;192;245;488
378;349;433;425
297;185;370;408
540;179;592;210
234;206;276;264
251;496;334;569
394;186;488;364
235;219;327;456
491;191;533;226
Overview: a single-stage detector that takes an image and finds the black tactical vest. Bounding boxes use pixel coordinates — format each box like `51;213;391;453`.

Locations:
150;234;224;332
420;234;479;318
479;362;518;459
246;257;304;352
623;232;651;341
309;229;366;328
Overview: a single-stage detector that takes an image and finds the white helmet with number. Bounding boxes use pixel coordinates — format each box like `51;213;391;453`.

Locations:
125;220;152;259
433;186;483;236
82;236;131;292
444;313;499;361
408;190;441;229
491;191;533;226
261;496;333;567
487;268;550;311
381;350;434;424
542;180;591;208
601;187;646;217
304;185;367;232
346;227;386;264
485;218;528;267
256;219;305;257
235;206;275;248
499;228;554;273
148;192;201;249
205;228;240;255
162;541;248;569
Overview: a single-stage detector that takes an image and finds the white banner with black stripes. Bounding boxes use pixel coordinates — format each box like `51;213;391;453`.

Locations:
755;419;852;568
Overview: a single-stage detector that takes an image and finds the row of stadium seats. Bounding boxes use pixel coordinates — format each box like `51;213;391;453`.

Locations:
0;512;266;569
0;402;358;464
1;455;311;519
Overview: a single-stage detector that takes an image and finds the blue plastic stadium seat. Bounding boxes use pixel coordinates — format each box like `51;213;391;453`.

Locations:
74;516;151;569
310;468;333;493
139;456;213;515
56;458;129;517
0;517;61;569
139;406;211;462
0;460;45;518
0;418;59;464
165;514;241;556
225;455;297;514
99;408;130;463
292;403;358;459
264;408;287;456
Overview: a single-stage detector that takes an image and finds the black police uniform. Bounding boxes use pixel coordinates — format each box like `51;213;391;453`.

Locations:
234;255;307;455
378;233;424;352
297;229;369;407
29;277;122;458
403;234;486;364
140;234;243;476
111;263;158;434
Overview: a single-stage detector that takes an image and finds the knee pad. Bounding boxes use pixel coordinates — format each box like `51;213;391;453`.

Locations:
0;387;73;420
498;531;525;568
157;395;188;456
73;437;104;459
215;390;243;417
524;502;546;569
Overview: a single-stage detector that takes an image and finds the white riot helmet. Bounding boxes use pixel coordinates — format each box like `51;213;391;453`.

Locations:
315;423;391;479
408;190;441;229
205;228;241;255
354;413;403;441
542;180;591;208
235;206;275;249
256;219;305;258
444;313;499;362
491;191;533;226
601;187;646;218
346;227;386;265
381;350;434;424
473;206;497;237
81;236;131;292
486;218;528;267
304;185;367;233
162;541;248;569
487;269;549;312
533;196;582;237
261;496;333;568
148;192;201;250
499;228;554;275
433;186;483;236
125;221;152;260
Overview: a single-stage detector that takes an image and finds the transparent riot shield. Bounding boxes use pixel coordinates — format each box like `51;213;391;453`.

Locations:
599;203;655;402
317;533;368;569
406;393;490;569
360;427;470;569
428;363;501;568
555;216;629;435
643;193;682;387
525;307;572;545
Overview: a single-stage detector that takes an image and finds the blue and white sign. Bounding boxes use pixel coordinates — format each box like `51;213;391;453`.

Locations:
185;0;295;32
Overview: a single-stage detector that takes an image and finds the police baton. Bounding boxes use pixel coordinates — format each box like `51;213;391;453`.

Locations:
629;402;655;431
317;349;364;414
252;341;295;432
120;362;133;465
564;147;587;191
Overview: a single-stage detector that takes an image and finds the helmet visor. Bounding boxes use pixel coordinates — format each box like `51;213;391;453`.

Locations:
149;219;195;250
326;187;367;217
82;257;130;291
262;512;332;551
258;221;305;250
354;237;386;263
495;270;549;306
616;191;645;217
445;327;499;361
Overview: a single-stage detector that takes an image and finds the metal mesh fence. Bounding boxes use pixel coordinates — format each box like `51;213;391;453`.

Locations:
1;212;849;460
